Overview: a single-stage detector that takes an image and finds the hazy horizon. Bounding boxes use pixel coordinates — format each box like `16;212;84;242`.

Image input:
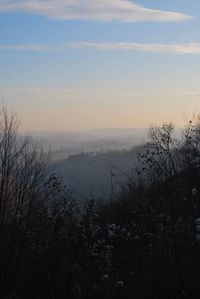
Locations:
2;88;199;132
27;127;147;135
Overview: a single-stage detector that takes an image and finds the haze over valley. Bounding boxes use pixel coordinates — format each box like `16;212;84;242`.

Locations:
32;128;146;199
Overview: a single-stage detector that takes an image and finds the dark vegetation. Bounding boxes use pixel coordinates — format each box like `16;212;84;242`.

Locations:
1;106;200;298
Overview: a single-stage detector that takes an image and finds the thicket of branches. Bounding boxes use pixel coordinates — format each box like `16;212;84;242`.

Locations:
1;106;200;299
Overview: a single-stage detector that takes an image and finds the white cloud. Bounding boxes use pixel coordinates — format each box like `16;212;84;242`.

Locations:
0;0;192;22
1;42;200;55
68;42;200;54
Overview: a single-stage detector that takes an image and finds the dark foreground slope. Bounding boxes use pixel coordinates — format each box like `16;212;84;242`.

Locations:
1;164;200;299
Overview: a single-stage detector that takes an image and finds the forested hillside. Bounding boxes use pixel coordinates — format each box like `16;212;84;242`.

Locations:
51;147;142;200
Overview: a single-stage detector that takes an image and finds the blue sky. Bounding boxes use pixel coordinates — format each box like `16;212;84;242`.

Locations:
0;0;200;132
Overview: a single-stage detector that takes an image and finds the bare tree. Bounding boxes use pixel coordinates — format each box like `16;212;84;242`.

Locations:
136;122;177;186
181;115;200;167
0;104;49;298
148;123;177;175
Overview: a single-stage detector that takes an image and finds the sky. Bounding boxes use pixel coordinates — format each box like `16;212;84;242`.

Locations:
0;0;200;132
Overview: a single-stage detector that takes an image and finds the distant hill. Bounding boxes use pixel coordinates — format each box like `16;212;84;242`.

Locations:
34;128;147;200
86;128;147;139
32;128;147;159
50;146;144;201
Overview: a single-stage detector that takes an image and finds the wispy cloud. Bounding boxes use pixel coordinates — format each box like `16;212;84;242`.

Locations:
1;42;200;55
0;0;192;23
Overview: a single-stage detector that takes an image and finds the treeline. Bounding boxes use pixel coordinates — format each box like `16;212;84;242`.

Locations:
0;106;200;298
